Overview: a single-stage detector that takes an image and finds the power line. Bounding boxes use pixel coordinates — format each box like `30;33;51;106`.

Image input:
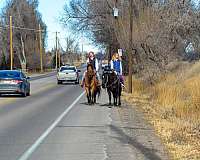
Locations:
0;25;76;51
0;25;57;33
0;25;41;32
0;25;66;34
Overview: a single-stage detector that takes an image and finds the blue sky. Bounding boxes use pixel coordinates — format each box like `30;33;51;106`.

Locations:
0;0;99;52
38;0;67;50
38;0;98;52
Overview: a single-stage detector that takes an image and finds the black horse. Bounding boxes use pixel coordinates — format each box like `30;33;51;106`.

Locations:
102;69;122;106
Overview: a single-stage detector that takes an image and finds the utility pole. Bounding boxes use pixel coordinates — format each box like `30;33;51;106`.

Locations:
58;39;61;68
39;24;43;73
55;31;58;71
81;43;84;63
80;35;84;63
128;0;133;93
113;0;118;62
109;44;112;62
10;16;13;70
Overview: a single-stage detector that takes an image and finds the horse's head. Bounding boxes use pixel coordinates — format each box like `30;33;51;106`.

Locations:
102;70;119;89
102;70;112;88
110;70;117;80
110;71;119;88
87;63;94;72
102;72;107;88
86;63;95;82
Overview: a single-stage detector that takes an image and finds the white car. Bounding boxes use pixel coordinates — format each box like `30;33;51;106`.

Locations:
57;66;81;84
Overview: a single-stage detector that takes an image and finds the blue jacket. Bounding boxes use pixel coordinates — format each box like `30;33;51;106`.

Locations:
110;59;122;75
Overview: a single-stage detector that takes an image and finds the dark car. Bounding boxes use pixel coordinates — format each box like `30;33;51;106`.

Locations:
0;70;30;97
103;64;111;72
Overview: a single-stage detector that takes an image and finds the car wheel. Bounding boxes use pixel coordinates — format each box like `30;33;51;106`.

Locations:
75;79;79;84
21;91;27;97
57;80;62;84
27;90;30;96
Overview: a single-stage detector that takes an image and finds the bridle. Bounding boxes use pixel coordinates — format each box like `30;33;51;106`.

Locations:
103;71;120;88
104;74;109;87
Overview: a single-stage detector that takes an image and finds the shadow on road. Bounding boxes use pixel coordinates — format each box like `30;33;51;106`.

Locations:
80;102;90;106
58;83;80;86
109;124;162;160
0;94;24;98
80;102;101;106
100;103;112;107
79;102;121;108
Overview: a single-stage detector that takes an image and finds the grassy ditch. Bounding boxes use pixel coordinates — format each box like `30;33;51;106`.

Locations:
123;62;200;159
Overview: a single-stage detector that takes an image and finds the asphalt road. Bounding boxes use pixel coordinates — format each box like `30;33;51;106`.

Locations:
0;70;169;160
0;73;84;160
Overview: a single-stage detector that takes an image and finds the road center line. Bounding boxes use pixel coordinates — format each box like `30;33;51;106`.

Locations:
18;91;85;160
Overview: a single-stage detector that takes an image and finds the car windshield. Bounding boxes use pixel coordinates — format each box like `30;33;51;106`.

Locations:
60;67;76;72
0;71;21;78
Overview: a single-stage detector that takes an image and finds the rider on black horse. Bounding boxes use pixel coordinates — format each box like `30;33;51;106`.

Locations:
110;52;124;87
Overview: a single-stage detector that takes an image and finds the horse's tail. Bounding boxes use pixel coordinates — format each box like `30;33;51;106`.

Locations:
96;86;101;98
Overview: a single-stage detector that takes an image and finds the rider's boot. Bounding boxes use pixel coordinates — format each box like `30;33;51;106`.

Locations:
81;79;85;88
120;75;125;88
97;80;101;87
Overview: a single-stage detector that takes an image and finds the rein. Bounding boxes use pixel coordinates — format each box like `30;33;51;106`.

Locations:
105;74;120;88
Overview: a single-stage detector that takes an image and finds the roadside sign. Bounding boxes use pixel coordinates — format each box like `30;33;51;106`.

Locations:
113;7;119;17
118;49;123;56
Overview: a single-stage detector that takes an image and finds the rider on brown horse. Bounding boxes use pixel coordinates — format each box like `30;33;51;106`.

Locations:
81;63;101;104
81;51;100;88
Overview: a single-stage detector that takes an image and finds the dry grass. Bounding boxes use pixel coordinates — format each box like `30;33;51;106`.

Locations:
123;61;200;160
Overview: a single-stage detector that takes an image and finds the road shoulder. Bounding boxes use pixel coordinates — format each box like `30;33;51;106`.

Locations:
111;102;169;160
26;90;169;160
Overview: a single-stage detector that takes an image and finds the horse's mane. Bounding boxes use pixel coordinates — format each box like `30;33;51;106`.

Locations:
110;71;117;81
87;64;95;76
106;71;119;88
87;63;94;71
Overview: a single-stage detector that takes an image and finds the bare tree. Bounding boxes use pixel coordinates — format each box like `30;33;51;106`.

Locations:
0;0;47;70
63;36;80;64
61;0;200;80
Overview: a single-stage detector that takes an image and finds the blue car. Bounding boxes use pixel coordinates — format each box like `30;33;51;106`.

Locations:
0;70;30;97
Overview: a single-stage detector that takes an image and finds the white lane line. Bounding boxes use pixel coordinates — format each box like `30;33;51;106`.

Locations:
18;91;85;160
103;144;108;160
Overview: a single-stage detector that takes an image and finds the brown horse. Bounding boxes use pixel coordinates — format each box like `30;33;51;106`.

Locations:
84;64;101;104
